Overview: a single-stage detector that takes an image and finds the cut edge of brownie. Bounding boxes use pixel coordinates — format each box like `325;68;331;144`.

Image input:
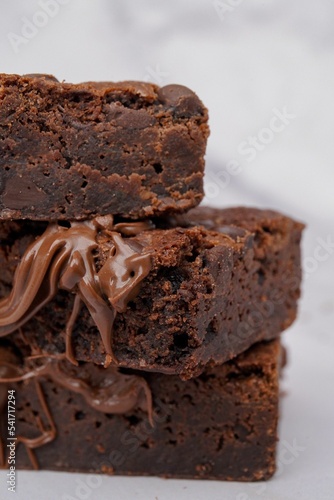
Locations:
0;206;303;379
0;338;281;481
0;74;209;220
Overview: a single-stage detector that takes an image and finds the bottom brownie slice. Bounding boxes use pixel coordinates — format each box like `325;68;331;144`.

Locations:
0;339;281;481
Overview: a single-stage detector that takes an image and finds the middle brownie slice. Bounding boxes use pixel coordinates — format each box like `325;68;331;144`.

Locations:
0;207;303;379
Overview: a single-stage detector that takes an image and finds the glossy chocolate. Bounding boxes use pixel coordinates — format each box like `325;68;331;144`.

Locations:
0;218;152;366
0;346;153;469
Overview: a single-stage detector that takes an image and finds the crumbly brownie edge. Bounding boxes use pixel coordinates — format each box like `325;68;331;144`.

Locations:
0;74;209;220
1;339;281;481
0;207;303;379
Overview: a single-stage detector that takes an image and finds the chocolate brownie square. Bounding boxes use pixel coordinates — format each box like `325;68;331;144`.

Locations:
0;338;281;481
0;74;209;220
0;207;303;379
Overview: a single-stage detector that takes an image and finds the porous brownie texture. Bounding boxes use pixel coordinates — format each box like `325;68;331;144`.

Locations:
1;339;281;481
0;74;209;220
0;207;303;379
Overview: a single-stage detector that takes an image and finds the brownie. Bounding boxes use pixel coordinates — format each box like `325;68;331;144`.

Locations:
0;207;303;379
0;74;209;220
0;339;281;481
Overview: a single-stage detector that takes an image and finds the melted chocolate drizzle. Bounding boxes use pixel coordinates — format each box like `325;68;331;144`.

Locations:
0;346;153;469
0;216;152;366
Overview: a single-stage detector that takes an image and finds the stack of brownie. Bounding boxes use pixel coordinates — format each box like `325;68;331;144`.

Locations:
0;74;303;481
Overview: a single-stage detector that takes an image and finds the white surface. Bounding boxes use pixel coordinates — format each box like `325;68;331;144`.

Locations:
0;1;333;499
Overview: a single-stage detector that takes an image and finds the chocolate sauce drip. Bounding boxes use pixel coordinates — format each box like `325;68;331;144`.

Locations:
0;354;153;419
0;347;153;469
0;346;56;469
0;217;152;366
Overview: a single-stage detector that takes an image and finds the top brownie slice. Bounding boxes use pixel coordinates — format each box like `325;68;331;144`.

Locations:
0;74;209;220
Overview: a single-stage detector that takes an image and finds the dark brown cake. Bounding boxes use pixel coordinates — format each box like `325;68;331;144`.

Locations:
0;207;303;379
0;74;209;220
0;339;281;481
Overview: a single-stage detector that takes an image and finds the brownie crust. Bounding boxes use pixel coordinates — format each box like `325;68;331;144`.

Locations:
1;339;281;481
0;74;209;220
0;207;303;379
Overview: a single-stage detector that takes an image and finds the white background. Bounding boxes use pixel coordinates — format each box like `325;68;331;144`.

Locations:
0;1;333;499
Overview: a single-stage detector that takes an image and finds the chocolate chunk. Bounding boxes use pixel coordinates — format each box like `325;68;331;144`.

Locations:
22;74;59;82
158;84;205;117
